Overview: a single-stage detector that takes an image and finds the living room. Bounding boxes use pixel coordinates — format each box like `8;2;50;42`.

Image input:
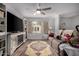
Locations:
0;3;79;56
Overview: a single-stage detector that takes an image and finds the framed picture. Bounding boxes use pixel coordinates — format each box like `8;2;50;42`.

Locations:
0;9;5;18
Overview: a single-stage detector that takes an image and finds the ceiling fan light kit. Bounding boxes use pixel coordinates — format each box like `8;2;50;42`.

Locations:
33;10;41;15
33;3;51;16
33;11;45;15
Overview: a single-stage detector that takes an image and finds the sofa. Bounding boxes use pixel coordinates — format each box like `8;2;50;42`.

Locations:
52;30;73;54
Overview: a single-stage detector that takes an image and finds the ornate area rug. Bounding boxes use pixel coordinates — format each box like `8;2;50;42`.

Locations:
25;41;52;56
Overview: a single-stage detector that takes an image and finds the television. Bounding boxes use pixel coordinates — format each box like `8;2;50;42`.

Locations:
7;12;23;33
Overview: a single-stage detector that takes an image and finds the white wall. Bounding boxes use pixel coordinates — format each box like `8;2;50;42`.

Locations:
26;17;55;39
26;17;55;33
48;17;55;33
59;15;79;30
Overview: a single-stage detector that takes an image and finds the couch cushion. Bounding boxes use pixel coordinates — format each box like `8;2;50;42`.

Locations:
62;30;74;36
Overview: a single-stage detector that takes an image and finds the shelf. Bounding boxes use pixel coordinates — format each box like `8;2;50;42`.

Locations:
0;47;5;50
0;39;5;42
0;24;5;26
0;17;5;19
0;16;5;19
0;8;4;11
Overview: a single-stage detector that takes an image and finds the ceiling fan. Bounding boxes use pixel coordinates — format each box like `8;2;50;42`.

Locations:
33;3;52;15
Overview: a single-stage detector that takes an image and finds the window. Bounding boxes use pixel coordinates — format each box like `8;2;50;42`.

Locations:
32;21;41;33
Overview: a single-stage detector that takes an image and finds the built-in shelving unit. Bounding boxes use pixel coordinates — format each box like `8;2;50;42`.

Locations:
0;4;7;56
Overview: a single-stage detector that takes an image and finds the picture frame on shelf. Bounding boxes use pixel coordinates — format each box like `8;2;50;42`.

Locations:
0;9;5;18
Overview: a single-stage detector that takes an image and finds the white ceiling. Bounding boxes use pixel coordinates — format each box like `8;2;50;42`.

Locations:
4;3;79;19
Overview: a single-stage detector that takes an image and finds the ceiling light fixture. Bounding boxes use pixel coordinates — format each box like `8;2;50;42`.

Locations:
33;10;41;15
33;10;46;16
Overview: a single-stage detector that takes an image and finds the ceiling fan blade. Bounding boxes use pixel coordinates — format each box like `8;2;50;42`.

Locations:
41;11;45;15
41;7;51;11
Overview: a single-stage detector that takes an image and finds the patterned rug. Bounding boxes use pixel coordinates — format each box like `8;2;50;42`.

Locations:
25;41;52;56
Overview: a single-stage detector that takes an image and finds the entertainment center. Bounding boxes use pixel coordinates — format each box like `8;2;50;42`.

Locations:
7;12;26;55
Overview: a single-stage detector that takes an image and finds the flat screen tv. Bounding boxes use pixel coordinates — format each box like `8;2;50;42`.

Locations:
7;12;23;33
